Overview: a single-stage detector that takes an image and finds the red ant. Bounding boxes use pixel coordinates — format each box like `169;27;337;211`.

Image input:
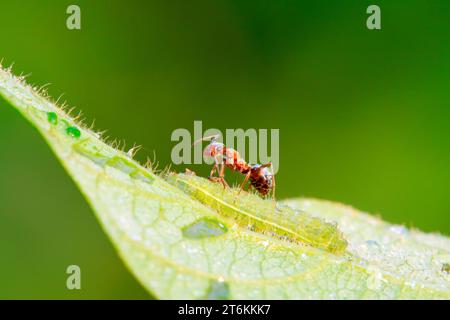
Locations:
193;134;276;199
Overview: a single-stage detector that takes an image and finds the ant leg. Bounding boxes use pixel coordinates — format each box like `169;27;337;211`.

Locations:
238;171;251;195
209;163;224;184
270;162;276;200
209;163;218;180
218;162;229;189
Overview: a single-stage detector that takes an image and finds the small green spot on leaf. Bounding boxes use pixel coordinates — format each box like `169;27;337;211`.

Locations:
206;280;230;300
131;170;155;185
73;140;112;167
106;156;140;175
182;217;228;239
47;112;58;124
442;263;450;274
66;126;81;138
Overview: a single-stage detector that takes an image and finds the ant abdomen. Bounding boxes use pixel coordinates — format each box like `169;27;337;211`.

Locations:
249;165;273;196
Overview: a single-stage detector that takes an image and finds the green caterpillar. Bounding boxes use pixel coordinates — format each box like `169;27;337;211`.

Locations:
167;173;348;255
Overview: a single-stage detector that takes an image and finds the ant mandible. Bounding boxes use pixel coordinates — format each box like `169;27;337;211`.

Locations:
193;134;276;199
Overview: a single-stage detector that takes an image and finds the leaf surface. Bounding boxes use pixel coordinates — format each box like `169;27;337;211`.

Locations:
1;66;449;299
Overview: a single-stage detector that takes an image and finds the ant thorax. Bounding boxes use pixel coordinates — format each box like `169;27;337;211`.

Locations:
204;142;249;172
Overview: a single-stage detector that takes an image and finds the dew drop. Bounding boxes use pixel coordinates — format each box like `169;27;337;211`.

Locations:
182;217;228;239
389;225;408;235
47;112;58;124
205;280;230;300
107;156;140;175
366;240;380;247
73;140;112;167
358;260;368;267
66;126;81;138
131;170;155;185
260;240;269;247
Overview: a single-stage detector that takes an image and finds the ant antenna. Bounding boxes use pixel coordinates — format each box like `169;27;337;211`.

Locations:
270;162;276;200
192;134;221;146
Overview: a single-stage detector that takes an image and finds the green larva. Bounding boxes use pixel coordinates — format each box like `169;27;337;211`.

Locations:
167;173;348;255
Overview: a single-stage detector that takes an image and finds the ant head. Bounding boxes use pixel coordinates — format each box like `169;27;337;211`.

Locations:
192;134;222;158
203;143;215;158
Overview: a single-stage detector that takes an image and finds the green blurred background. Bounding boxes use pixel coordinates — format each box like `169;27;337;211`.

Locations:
0;0;449;299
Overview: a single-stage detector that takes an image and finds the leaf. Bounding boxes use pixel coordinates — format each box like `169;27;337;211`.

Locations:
167;173;349;255
1;65;449;299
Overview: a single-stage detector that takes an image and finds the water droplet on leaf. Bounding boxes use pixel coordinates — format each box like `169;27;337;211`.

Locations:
182;218;228;239
389;225;408;235
206;280;230;300
73;140;112;167
66;126;81;138
366;240;380;247
47;112;58;124
107;156;140;175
